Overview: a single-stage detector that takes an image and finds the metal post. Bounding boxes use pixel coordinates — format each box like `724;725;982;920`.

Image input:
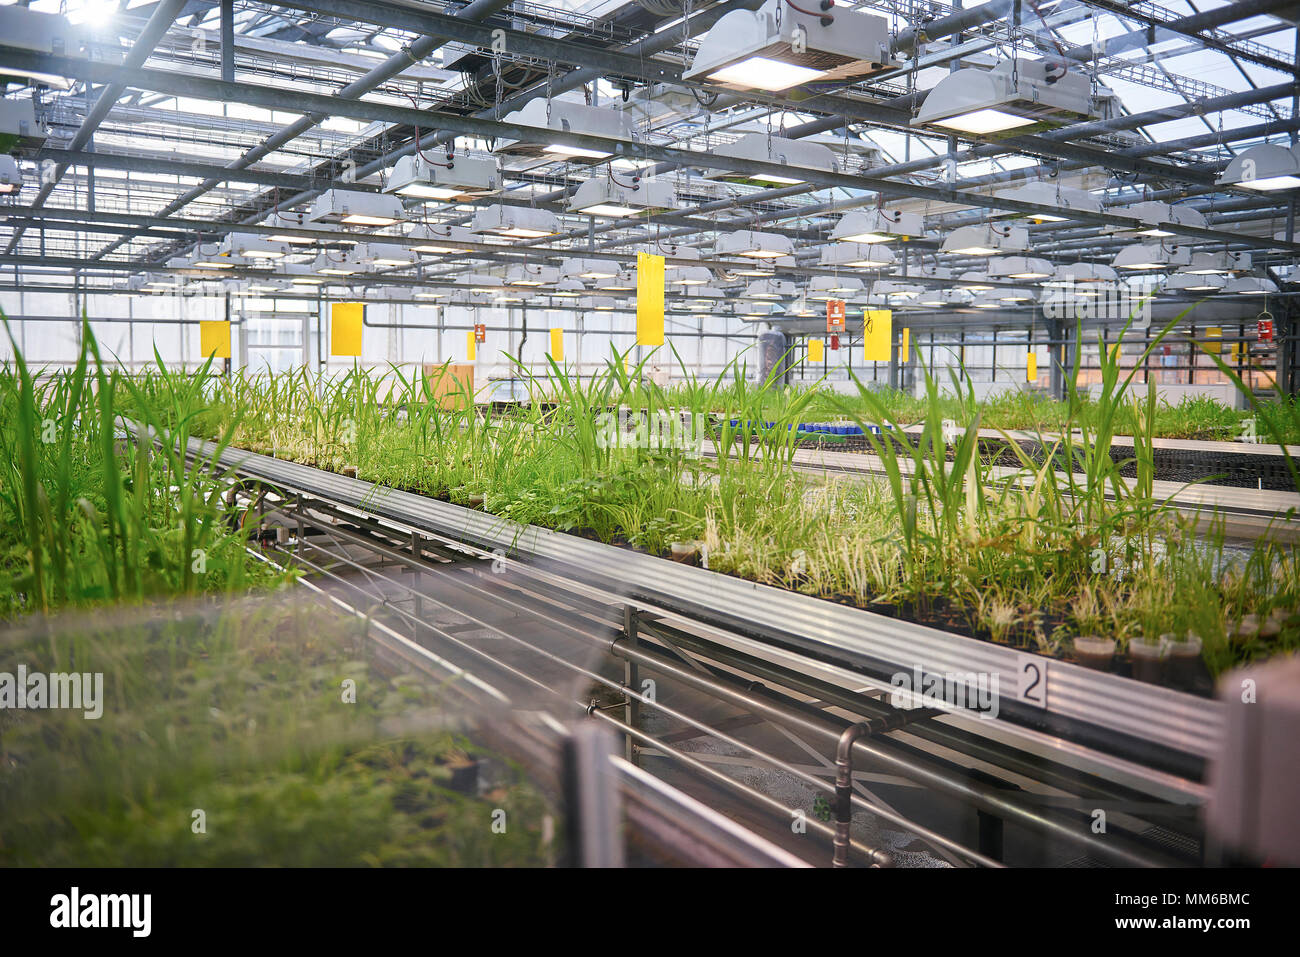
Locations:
220;0;235;83
561;722;624;868
623;605;641;766
833;710;928;868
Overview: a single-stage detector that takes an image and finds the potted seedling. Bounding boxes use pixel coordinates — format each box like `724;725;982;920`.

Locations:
669;541;701;565
1166;631;1203;685
1072;635;1116;671
1229;613;1261;645
1129;634;1169;683
1260;607;1285;640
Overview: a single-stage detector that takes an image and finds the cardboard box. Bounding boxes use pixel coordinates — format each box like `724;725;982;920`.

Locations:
422;362;476;410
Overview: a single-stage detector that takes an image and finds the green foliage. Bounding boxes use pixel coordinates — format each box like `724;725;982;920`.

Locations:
0;600;554;866
0;316;286;616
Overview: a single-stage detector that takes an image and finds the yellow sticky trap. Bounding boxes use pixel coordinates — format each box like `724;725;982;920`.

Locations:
863;309;892;362
808;338;824;363
199;320;230;359
900;326;910;364
550;328;564;361
466;329;476;362
331;302;364;357
636;251;665;346
1204;327;1222;355
1027;351;1038;382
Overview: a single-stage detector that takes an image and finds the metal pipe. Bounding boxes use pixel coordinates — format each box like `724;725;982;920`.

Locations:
833;712;932;867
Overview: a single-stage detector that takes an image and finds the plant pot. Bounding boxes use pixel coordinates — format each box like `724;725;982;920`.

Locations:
1229;613;1260;645
1260;608;1285;640
669;541;700;565
1129;637;1168;683
342;465;358;478
1166;632;1203;684
467;493;485;508
1073;635;1116;671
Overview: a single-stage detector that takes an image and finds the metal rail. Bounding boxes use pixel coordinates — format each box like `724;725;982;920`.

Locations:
192;435;1222;774
178;434;1219;866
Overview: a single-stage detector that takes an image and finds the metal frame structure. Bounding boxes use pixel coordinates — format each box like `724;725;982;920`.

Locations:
203;432;1213;866
0;0;1295;388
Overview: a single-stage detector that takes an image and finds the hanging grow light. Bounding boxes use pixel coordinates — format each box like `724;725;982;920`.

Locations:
668;266;714;287
704;133;841;186
276;263;324;285
312;252;358;276
987;256;1054;280
743;278;797;299
262;210;332;244
716;230;795;260
688;287;728;304
505;264;559;286
457;273;503;294
913;59;1101;136
1163;272;1227;294
1112;243;1191;271
568;174;676;217
1224;276;1278;296
683;0;893;92
871;280;924;301
384;149;500;202
941;224;1028;256
1217;143;1300;192
1044;262;1118;286
991;182;1103;221
1185;251;1252;274
559;258;620;280
1104;202;1207;239
917;289;971;308
598;269;637;292
308;189;406;227
221;232;291;260
819;243;895;270
357;243;418;268
470;204;560;240
997;287;1037;303
958;271;995;291
493;99;633;161
408;224;476;254
830;208;924;244
806;275;864;300
578;296;618;311
191;244;240;269
550;279;585;298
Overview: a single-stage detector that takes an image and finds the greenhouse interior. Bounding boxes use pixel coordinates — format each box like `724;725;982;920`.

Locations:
0;0;1298;886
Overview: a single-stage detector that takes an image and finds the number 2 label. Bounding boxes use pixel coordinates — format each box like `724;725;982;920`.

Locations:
1016;654;1047;709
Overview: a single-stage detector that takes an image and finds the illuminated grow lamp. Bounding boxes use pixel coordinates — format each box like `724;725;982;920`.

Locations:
568;175;675;217
384;150;499;202
308;189;406;227
1217;144;1300;192
704;133;840;187
913;59;1101;137
716;230;795;260
830;208;924;244
683;0;893;92
470;205;559;240
941;224;1028;256
408;224;476;254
